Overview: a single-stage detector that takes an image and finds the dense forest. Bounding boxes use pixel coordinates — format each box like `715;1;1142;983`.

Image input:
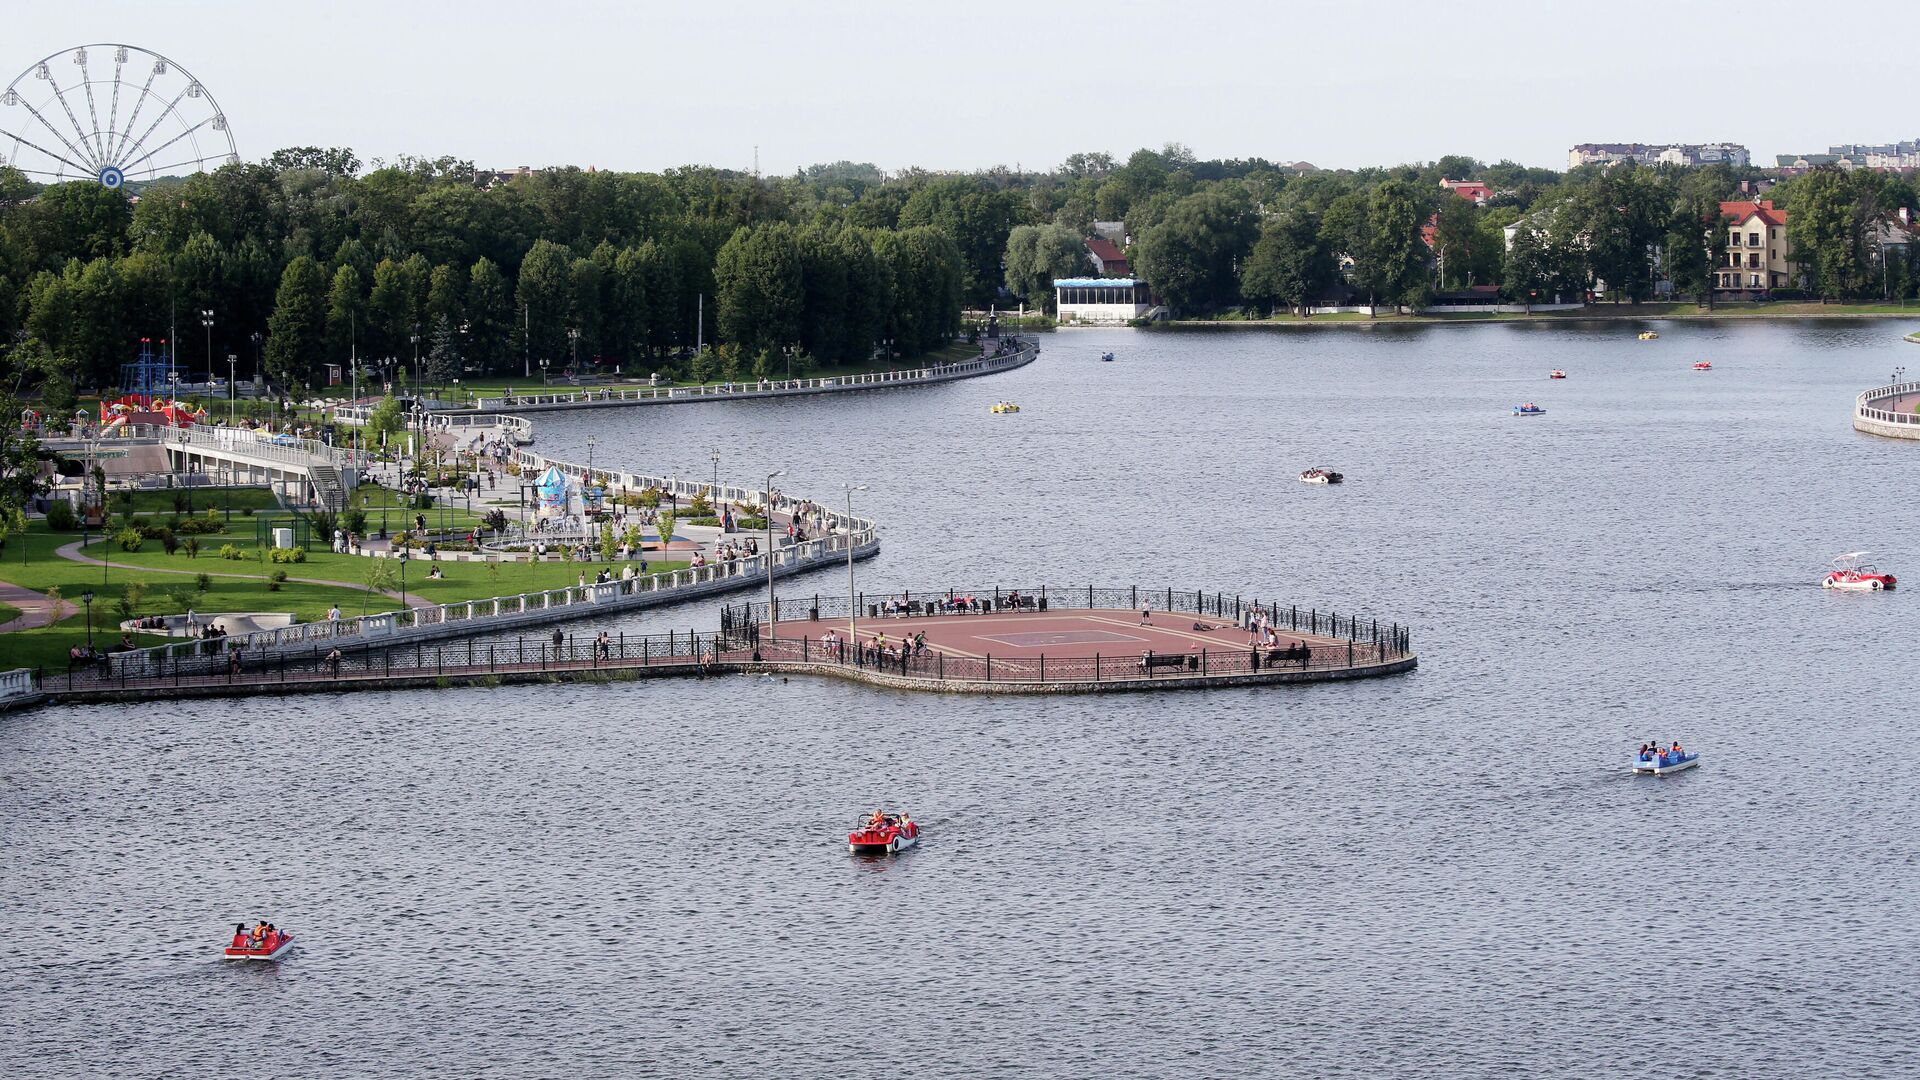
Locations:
3;144;1917;412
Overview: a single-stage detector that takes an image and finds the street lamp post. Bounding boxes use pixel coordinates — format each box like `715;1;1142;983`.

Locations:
567;328;580;378
81;590;95;649
709;448;721;508
226;353;238;427
845;484;866;653
410;329;421;399
782;344;793;382
764;469;785;643
397;548;409;611
200;309;214;393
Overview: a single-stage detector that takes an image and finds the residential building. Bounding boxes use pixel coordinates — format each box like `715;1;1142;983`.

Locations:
1053;278;1153;324
1716;200;1798;299
1439;179;1493;204
1085;237;1130;277
1569;142;1750;169
1775;140;1920;173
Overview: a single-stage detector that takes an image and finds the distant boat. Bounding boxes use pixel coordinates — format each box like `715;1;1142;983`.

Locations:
1638;331;1660;340
1100;352;1115;362
1632;745;1699;776
1513;403;1546;415
1549;370;1567;379
1298;466;1344;485
1692;361;1713;371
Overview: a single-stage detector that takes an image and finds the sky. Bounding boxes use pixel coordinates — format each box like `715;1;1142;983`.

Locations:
7;0;1917;177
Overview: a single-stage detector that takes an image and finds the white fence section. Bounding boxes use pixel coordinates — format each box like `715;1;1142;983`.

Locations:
462;343;1035;412
0;667;39;708
1853;380;1920;439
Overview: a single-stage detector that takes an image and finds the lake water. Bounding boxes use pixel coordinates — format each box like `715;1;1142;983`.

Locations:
6;319;1919;1079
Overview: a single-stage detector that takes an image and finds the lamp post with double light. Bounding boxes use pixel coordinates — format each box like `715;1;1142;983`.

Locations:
845;484;866;653
764;469;784;643
81;590;95;650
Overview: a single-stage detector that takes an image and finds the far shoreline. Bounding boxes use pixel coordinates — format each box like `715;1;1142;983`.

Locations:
1131;303;1920;331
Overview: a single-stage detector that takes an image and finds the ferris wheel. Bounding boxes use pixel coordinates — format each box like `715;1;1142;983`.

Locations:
0;43;238;188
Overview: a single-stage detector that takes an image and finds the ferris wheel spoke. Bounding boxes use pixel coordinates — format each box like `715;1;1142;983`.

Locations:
76;55;107;164
119;87;190;175
6;99;99;173
137;154;218;177
36;69;102;172
119;116;214;175
107;64;161;164
104;61;125;163
0;123;96;175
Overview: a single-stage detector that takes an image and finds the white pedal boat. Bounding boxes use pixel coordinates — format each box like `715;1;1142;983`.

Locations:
1631;751;1699;776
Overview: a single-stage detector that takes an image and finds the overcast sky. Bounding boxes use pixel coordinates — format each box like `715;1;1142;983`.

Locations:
10;0;1916;177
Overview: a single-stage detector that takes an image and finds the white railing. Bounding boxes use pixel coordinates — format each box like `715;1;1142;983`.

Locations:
0;667;38;705
133;424;350;469
468;342;1035;412
334;409;535;444
1854;381;1920;427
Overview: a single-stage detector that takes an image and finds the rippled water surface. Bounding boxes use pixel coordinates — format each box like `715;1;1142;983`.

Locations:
6;320;1920;1079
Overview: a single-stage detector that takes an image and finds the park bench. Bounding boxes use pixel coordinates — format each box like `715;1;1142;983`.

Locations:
1140;653;1192;673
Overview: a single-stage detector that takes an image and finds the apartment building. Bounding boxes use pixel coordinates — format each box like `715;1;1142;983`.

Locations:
1716;200;1798;299
1569;143;1751;169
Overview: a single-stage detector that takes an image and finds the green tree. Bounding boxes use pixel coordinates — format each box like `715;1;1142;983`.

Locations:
715;223;804;356
325;263;366;369
1002;223;1088;312
466;257;513;374
1240;212;1333;315
1131;188;1256;314
896;177;1026;305
263;256;329;389
516;239;573;374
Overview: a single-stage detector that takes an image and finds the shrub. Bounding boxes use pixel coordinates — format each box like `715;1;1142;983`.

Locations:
342;509;367;535
45;501;76;531
268;569;287;592
195;572;212;593
160;530;179;556
242;507;255;516
138;523;175;540
411;492;435;510
171;490;189;512
219;544;247;560
688;487;714;517
267;547;306;564
115;527;145;552
183;537;200;559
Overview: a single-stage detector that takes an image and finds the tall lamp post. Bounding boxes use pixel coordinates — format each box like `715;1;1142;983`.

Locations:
200;309;214;391
81;589;95;649
845;484;866;651
764;468;785;642
226;353;238;427
409;329;421;399
567;328;580;379
709;448;721;504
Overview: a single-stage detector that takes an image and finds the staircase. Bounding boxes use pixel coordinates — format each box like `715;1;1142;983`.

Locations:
307;464;348;513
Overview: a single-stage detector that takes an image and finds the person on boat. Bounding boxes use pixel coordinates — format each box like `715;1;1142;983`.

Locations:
231;923;249;949
1670;740;1684;755
869;808;887;828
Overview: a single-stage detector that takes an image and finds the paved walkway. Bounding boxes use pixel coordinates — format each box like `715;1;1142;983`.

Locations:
0;580;62;632
52;541;436;610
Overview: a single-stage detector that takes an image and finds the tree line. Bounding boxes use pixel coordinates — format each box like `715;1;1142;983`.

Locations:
0;150;980;402
1000;147;1920;316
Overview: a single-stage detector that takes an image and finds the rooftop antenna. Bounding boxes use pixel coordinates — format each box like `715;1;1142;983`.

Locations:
753;145;759;178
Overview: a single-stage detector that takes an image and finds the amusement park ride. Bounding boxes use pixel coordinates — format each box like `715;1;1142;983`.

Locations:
0;44;237;188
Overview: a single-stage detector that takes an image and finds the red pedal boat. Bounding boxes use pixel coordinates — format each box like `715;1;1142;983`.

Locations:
848;813;918;854
224;924;294;961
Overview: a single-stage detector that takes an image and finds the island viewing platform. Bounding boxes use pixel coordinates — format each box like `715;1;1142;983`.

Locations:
1854;378;1920;439
36;586;1414;702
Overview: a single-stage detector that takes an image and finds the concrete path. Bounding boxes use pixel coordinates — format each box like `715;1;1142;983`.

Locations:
53;541;436;610
0;580;63;632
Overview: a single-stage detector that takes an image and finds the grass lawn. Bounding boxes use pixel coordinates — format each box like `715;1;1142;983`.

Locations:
0;601;20;624
79;529;689;605
0;520;690;676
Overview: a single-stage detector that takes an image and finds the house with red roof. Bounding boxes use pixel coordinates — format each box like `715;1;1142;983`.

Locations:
1440;179;1494;205
1716;200;1800;299
1086;237;1130;278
